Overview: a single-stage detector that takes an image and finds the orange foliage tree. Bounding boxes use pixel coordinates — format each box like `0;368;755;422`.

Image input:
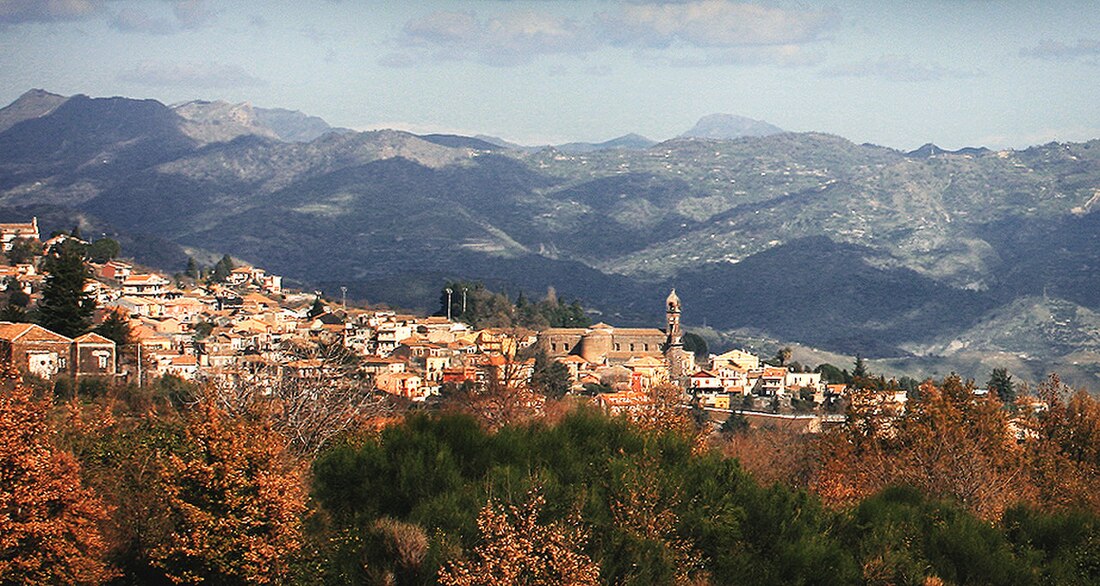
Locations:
438;489;600;586
1024;374;1100;512
813;375;1027;519
148;399;307;584
0;375;115;585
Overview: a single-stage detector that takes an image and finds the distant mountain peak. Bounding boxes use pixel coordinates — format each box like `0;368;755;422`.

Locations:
554;133;657;154
681;113;783;140
905;143;991;158
0;88;70;134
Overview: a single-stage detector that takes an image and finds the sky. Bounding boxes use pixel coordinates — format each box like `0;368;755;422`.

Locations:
1;0;1098;150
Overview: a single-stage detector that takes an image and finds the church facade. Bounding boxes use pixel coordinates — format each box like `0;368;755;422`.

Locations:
537;290;694;379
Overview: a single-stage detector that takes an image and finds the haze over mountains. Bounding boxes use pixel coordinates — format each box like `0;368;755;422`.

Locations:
3;89;1100;386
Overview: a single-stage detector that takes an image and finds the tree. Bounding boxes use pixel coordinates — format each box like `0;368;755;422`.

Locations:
86;238;120;263
37;239;95;338
0;279;31;323
852;354;869;379
185;257;200;279
210;254;235;283
438;489;600;586
815;363;849;385
681;332;709;361
530;351;571;400
987;368;1015;406
307;296;325;319
94;308;132;348
5;238;42;264
149;399;306;584
0;372;115;584
773;346;793;367
814;375;1027;519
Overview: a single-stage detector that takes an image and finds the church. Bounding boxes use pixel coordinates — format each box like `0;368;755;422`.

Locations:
537;289;695;379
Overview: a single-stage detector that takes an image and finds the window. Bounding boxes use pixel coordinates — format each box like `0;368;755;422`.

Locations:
643;343;649;351
629;343;635;352
614;343;621;351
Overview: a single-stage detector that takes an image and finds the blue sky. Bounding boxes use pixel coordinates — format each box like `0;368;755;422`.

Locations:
1;0;1098;149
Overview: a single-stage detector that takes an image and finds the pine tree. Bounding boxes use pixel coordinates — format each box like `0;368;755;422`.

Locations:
987;368;1015;406
185;257;200;279
852;354;869;379
308;296;326;318
210;254;235;283
94;308;132;347
37;239;94;338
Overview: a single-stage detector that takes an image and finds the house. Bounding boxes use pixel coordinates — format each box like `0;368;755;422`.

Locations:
0;322;73;379
0;217;38;251
593;389;652;416
712;349;760;371
161;351;199;378
72;332;117;377
375;371;426;400
121;273;171;297
623;355;669;391
753;367;789;396
689;370;723;393
0;322;116;380
96;260;133;282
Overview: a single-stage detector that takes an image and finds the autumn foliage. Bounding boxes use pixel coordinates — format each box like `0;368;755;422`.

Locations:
148;399;307;584
438;489;600;586
0;375;114;585
812;374;1100;523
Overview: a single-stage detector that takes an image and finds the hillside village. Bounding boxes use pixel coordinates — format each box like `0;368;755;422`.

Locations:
1;216;882;429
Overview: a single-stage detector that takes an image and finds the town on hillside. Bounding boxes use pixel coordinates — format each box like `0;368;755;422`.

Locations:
0;217;936;431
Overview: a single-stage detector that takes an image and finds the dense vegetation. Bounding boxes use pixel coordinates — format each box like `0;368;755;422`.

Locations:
6;366;1100;585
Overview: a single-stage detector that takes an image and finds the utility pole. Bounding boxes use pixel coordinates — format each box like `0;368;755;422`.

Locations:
136;343;142;388
340;286;347;311
461;287;467;315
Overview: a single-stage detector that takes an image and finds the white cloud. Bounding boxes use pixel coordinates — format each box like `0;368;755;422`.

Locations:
822;54;980;82
399;10;595;66
596;1;837;49
117;61;267;88
387;1;832;67
2;0;217;32
0;0;102;25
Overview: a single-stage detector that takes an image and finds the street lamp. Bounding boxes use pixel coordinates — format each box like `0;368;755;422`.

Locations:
445;287;453;321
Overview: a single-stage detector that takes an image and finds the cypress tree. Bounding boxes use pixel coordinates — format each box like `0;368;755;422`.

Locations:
37;240;95;338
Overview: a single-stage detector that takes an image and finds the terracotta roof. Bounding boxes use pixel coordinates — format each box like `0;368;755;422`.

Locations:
123;274;169;285
74;332;114;345
170;354;198;366
0;322;72;343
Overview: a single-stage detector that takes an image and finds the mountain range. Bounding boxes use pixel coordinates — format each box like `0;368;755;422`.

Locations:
2;89;1099;387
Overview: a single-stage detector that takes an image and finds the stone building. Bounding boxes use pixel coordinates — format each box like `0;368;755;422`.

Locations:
538;289;694;380
0;322;117;380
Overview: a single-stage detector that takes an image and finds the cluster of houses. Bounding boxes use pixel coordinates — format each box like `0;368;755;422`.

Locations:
1;217;859;424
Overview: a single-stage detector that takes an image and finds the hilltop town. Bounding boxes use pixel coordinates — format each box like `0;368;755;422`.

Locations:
0;216;878;430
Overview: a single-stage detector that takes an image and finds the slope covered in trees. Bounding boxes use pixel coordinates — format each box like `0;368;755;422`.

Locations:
4;366;1100;584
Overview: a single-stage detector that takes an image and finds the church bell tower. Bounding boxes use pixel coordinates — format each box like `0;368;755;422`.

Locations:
666;289;683;349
